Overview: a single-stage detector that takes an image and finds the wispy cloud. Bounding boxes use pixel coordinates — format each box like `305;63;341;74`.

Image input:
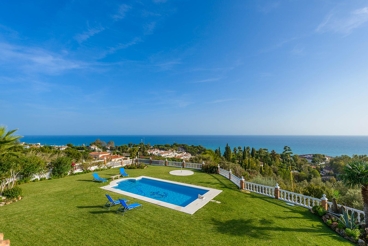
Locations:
144;22;156;35
206;98;237;104
154;59;181;71
74;26;105;43
259;36;300;54
0;42;86;75
190;78;222;84
0;24;19;39
103;37;142;57
290;45;305;56
316;7;368;35
257;2;280;14
153;0;168;4
112;4;131;21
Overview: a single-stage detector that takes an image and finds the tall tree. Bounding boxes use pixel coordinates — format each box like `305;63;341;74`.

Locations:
282;146;294;191
223;144;232;162
251;147;256;158
340;160;368;228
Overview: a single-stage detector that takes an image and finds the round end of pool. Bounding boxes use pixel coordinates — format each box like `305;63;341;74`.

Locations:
169;170;194;176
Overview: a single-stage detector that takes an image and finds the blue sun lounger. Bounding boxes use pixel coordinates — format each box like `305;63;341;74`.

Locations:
104;194;128;210
119;167;129;177
92;172;107;183
117;199;142;214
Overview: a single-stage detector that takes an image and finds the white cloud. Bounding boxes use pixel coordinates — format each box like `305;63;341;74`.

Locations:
191;78;221;83
257;2;280;14
290;45;305;56
153;0;167;4
207;98;237;104
144;22;156;35
103;37;142;57
316;7;368;35
74;26;105;43
154;59;181;71
112;4;131;21
0;42;86;75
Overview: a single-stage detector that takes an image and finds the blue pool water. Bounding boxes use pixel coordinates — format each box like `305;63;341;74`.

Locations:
114;177;209;207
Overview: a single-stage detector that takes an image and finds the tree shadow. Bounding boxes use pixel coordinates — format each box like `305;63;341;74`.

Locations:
77;179;94;182
201;174;237;189
76;205;104;209
211;218;347;242
89;211;115;214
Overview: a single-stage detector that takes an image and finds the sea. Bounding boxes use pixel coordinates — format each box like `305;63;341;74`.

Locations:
20;135;368;157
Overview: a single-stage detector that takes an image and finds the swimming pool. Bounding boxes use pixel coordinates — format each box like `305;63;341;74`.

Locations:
101;176;222;214
115;177;208;206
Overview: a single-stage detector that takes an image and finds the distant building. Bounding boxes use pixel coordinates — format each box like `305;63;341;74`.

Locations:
89;152;110;160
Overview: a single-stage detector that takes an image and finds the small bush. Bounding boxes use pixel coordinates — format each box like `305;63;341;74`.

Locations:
51;157;72;178
202;163;218;173
326;219;332;226
345;228;360;240
3;186;22;199
312;205;326;217
125;163;147;169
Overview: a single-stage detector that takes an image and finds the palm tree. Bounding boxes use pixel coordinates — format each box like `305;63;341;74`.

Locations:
0;126;21;157
340;160;368;228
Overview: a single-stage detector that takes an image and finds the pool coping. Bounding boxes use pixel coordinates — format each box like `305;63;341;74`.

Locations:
100;176;222;215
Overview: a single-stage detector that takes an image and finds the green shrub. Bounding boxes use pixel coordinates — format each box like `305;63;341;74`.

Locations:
338;220;345;229
345;228;360;240
125;163;147;169
326;219;332;226
3;186;22;199
312;205;326;217
51;157;72;178
202;163;218;174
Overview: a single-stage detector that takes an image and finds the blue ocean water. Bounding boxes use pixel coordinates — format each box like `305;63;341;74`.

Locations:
21;135;368;157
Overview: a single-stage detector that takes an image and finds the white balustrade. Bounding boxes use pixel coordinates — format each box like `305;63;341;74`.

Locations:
230;175;241;188
184;162;203;170
244;182;275;197
167;161;183;167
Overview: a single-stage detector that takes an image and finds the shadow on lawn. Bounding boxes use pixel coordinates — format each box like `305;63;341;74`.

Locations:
211;218;347;241
77;179;95;182
77;205;104;209
199;174;237;189
255;195;321;222
89;211;115;214
77;205;119;214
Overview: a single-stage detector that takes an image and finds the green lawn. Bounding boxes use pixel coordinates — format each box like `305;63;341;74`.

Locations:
1;166;352;246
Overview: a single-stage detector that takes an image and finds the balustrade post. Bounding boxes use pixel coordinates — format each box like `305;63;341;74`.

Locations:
274;183;280;199
217;164;220;174
240;176;245;190
165;158;168;166
320;194;328;211
229;169;232;180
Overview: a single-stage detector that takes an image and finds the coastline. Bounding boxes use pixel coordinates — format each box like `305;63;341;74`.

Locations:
20;135;368;157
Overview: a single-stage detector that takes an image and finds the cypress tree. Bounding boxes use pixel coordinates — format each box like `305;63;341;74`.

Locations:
223;144;232;161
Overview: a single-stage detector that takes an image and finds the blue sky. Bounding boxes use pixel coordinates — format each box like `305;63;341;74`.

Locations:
1;0;368;135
